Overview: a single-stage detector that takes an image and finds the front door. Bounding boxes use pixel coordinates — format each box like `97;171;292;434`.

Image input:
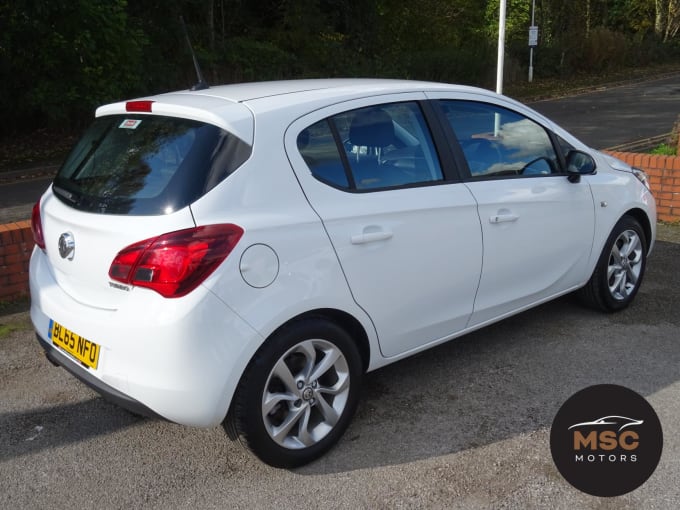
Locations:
434;98;595;326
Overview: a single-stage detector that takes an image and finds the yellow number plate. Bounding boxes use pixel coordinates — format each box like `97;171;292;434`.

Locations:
49;320;100;370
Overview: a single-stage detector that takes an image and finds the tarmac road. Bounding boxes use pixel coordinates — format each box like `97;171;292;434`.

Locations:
1;233;679;509
530;73;680;149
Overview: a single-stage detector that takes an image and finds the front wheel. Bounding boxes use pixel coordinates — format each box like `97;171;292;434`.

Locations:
226;318;362;468
578;215;647;312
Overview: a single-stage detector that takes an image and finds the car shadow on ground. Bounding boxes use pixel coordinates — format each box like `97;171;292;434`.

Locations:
0;398;148;460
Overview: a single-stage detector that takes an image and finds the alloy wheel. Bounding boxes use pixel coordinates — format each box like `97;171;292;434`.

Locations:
261;339;351;449
607;229;643;301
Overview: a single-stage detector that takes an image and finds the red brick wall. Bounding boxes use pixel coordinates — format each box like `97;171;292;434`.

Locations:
1;151;679;302
605;151;680;222
0;221;33;301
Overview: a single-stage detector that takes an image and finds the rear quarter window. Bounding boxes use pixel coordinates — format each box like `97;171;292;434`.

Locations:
53;115;251;215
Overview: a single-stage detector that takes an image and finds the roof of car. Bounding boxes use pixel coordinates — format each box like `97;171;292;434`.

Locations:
175;78;486;103
95;79;532;146
102;79;498;113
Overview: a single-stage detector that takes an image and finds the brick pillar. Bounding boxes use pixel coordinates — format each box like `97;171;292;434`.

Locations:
0;221;34;301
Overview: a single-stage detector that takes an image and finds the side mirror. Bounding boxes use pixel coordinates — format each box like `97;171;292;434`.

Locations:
565;150;596;183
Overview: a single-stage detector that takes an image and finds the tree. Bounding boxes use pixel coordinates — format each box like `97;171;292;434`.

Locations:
656;0;680;40
1;0;146;132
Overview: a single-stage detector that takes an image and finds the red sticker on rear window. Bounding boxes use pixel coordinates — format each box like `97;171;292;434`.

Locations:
119;119;142;129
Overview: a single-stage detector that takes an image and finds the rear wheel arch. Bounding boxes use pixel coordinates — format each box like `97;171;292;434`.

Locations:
289;309;371;372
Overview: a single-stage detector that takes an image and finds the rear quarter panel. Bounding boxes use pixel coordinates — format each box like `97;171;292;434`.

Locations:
189;112;382;369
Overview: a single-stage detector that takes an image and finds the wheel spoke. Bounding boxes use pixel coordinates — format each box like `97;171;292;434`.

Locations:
271;405;307;444
296;407;314;447
609;271;624;296
315;394;339;426
607;263;620;281
262;391;296;415
272;357;299;395
309;347;341;382
318;371;350;396
621;233;639;259
617;271;629;296
296;340;317;380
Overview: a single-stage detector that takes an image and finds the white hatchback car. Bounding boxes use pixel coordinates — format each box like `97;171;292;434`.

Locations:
30;79;656;467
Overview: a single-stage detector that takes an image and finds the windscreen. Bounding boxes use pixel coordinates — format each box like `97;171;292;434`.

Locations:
53;115;251;215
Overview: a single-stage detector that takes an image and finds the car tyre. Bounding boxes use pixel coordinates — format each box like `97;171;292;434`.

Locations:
225;318;362;468
578;215;647;312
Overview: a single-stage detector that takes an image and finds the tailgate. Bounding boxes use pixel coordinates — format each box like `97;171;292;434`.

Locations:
39;190;195;310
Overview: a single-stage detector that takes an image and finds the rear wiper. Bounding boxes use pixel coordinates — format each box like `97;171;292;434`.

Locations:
52;184;79;204
71;123;115;179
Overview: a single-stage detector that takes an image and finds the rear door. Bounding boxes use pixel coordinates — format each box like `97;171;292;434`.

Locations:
286;95;482;358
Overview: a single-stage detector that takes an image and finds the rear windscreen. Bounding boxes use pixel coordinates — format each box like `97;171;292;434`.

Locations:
53;115;251;215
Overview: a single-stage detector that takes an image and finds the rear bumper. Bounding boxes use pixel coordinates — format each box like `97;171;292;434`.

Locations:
36;333;163;420
30;246;264;427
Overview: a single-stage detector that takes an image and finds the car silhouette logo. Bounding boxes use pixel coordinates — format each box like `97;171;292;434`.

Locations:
568;415;643;432
58;232;75;260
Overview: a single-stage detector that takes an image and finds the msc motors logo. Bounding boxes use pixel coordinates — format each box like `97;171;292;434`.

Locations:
550;384;662;497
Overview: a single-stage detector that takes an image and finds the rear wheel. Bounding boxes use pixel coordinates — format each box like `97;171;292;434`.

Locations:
579;215;647;312
226;318;362;468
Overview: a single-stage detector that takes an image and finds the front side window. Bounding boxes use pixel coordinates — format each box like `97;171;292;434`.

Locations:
440;101;559;178
297;102;443;191
54;115;251;215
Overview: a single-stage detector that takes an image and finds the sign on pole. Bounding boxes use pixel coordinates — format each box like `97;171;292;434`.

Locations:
528;26;539;47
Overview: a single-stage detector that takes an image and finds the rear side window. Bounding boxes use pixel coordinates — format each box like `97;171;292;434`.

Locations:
297;102;443;191
53;115;251;215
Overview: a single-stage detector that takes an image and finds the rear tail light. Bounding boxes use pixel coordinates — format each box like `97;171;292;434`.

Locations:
109;224;243;298
31;201;46;250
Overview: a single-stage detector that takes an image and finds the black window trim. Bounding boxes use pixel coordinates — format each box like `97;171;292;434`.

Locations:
328;117;357;189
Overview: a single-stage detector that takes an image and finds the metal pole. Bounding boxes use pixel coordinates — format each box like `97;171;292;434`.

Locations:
496;0;507;95
528;0;536;83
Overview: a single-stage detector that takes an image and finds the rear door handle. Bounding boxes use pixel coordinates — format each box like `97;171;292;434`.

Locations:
351;230;393;245
490;213;519;224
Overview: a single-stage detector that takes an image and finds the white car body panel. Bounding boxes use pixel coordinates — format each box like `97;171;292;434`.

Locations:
587;151;657;260
464;175;594;326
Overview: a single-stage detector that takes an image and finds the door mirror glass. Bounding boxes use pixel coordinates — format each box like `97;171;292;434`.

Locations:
566;150;596;175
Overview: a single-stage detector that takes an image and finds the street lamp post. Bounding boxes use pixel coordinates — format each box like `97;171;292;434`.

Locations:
528;0;537;82
496;0;507;94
